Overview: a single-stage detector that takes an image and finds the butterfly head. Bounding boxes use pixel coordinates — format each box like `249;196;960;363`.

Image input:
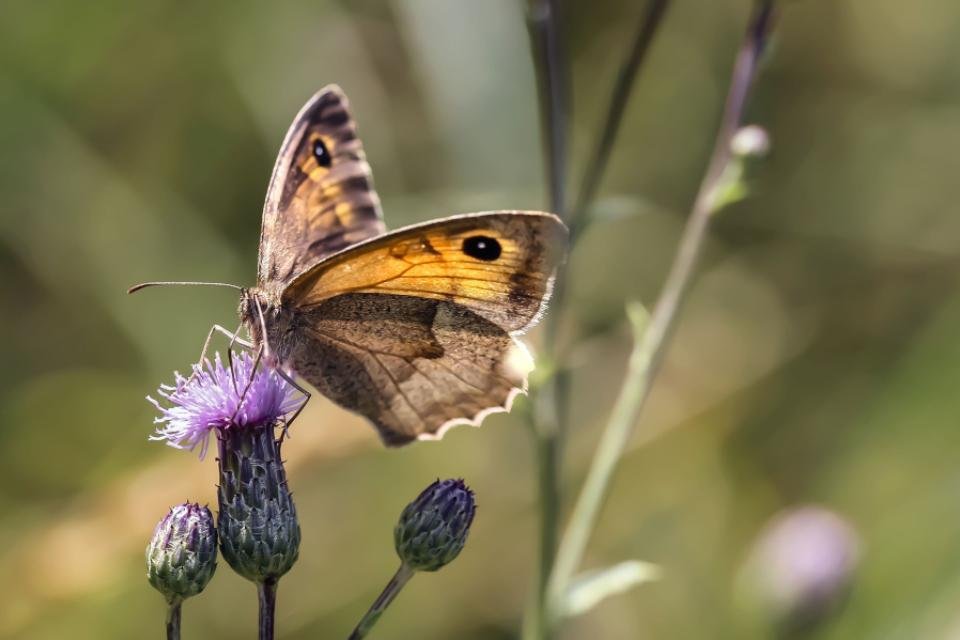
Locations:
238;288;263;334
238;287;286;358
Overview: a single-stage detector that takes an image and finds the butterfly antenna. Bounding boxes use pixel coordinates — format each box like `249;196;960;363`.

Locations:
127;281;244;294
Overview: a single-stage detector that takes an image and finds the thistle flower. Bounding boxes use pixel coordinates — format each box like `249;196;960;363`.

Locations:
149;351;303;640
216;423;301;584
394;478;476;572
149;352;301;459
348;479;477;640
146;502;217;640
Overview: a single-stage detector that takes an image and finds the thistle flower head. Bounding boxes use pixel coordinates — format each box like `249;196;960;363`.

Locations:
149;352;300;458
217;424;301;583
146;502;218;604
394;478;476;572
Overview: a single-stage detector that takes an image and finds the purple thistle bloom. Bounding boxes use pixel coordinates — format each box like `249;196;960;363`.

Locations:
149;352;301;458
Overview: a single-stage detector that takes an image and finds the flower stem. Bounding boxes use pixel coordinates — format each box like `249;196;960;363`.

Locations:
166;599;182;640
348;563;416;640
545;0;779;627
258;578;278;640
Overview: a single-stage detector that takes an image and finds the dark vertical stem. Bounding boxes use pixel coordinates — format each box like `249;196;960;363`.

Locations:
258;578;278;640
569;0;672;241
526;0;569;217
523;2;674;638
166;600;182;640
525;2;569;638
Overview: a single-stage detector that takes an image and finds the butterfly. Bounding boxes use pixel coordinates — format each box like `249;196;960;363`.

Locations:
134;85;567;446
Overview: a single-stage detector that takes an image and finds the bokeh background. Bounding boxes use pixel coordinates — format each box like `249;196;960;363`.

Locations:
2;0;959;638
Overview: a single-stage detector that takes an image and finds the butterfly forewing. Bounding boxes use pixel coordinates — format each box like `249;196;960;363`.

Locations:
257;85;385;293
281;211;568;333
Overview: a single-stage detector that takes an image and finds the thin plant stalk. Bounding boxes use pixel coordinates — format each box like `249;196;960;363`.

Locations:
524;1;569;637
258;578;278;640
166;600;182;640
568;0;671;240
348;564;416;640
526;0;568;217
545;0;779;625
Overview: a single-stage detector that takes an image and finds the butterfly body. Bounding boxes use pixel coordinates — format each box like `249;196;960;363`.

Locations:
235;85;566;446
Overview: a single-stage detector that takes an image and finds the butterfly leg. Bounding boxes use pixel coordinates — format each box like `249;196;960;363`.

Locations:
189;323;254;386
222;323;255;393
274;368;312;442
228;343;264;426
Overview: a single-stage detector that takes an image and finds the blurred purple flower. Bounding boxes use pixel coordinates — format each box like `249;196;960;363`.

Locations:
149;352;300;459
743;505;861;629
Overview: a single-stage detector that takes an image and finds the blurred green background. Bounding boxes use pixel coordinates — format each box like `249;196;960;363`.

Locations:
2;0;959;638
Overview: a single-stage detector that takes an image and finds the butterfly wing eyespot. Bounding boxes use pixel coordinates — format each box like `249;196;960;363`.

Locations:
462;235;502;261
312;138;332;168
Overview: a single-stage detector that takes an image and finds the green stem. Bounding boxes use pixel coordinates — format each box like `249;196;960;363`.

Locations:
258;578;278;640
545;0;778;627
166;599;182;640
348;564;415;640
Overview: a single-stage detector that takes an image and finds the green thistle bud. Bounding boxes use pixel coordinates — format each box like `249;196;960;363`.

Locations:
146;502;218;604
394;478;476;572
217;423;300;583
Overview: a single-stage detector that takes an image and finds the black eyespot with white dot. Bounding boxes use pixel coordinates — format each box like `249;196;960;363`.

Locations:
312;138;332;167
462;235;501;261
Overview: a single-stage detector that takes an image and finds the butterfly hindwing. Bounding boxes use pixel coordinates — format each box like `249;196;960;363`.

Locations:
257;85;385;292
286;293;533;446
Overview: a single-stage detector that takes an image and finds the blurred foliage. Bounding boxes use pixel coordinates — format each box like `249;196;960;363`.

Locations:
2;0;960;638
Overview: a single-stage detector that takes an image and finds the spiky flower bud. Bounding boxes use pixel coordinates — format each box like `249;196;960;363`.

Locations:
217;423;301;582
394;478;476;572
146;503;218;604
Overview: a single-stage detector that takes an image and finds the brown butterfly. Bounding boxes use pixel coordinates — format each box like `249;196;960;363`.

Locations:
133;85;567;446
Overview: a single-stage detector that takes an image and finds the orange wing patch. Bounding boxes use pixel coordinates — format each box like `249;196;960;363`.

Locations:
282;211;567;333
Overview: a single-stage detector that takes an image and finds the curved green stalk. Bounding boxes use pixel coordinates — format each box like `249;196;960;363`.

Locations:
546;1;779;628
348;564;415;640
